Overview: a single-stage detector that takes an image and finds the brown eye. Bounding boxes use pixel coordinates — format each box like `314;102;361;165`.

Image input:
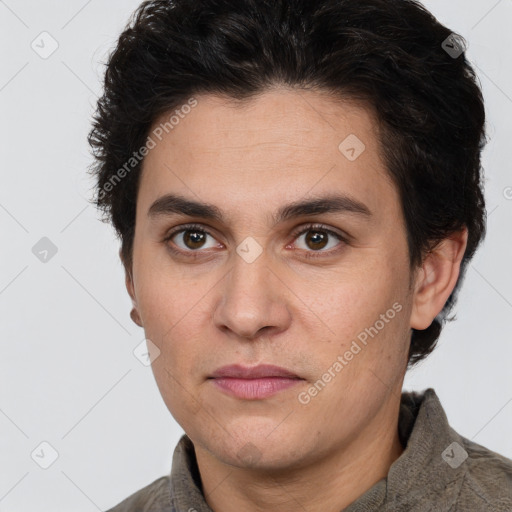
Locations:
292;224;347;258
304;230;329;250
181;229;207;250
165;224;219;253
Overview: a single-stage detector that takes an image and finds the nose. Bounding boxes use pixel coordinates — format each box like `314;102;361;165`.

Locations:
213;248;292;341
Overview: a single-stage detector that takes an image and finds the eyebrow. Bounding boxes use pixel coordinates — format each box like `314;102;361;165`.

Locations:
147;192;372;225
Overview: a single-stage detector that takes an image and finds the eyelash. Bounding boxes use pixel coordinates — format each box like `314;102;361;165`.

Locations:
163;223;348;260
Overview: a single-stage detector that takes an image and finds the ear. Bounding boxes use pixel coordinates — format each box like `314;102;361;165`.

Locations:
410;228;468;330
120;248;143;328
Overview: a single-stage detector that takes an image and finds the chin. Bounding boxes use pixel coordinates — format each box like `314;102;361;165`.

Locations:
211;429;304;469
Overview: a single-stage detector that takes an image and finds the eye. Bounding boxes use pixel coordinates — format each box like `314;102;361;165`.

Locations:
163;222;347;259
164;224;220;253
290;224;347;258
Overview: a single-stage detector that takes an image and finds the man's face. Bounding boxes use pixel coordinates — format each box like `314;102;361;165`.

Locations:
128;89;415;470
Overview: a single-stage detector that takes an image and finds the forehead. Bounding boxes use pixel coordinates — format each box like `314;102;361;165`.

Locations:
137;88;398;224
149;88;380;154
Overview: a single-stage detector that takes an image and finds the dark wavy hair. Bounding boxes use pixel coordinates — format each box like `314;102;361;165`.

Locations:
88;0;487;368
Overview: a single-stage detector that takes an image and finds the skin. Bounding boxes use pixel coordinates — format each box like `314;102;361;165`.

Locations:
123;87;468;512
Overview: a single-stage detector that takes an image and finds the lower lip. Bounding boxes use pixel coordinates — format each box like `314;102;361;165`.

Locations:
210;377;303;400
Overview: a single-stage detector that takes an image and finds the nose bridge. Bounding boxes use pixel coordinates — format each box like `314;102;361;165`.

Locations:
213;242;290;339
230;244;269;300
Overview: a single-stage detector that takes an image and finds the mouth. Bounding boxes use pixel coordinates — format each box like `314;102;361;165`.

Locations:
210;364;301;379
208;364;304;400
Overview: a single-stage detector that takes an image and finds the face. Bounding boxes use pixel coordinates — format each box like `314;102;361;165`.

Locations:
127;88;416;470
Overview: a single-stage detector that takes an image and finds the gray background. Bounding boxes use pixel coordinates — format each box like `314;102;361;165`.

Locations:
0;0;511;510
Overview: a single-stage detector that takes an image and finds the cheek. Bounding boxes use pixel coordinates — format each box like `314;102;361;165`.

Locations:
134;269;209;402
148;327;208;427
134;254;204;331
298;266;410;380
300;265;402;333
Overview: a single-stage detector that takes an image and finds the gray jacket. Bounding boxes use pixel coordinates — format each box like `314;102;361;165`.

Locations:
105;388;512;511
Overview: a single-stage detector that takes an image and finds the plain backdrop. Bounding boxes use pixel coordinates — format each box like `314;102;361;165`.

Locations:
0;0;511;510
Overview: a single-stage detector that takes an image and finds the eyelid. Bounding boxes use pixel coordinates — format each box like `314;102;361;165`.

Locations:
164;223;223;247
289;223;347;242
165;223;218;238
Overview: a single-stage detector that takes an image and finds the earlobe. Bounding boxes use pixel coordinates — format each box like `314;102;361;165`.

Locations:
121;248;143;328
410;228;468;331
130;307;144;327
126;274;144;327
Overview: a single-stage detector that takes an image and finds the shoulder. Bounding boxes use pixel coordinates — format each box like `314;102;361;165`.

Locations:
456;436;512;510
105;476;171;512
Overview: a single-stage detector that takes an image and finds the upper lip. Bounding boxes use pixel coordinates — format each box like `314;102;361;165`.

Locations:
210;364;301;379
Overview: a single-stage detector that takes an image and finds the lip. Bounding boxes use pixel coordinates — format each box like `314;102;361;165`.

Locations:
210;364;300;379
209;364;303;400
